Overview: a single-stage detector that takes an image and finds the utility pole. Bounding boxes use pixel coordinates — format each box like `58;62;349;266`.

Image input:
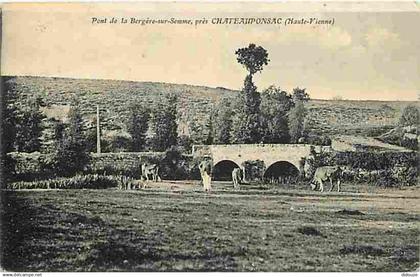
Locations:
96;105;101;154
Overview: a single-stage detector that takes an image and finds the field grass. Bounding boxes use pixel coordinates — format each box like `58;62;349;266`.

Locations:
1;182;419;272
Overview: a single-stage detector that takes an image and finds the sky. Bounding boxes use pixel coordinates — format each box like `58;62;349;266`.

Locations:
2;2;419;100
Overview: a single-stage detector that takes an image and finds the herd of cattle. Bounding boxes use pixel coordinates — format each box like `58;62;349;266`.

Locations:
136;161;344;193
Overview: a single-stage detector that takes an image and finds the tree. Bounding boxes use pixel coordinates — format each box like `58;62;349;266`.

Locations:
292;87;310;102
1;81;19;184
235;43;270;75
288;87;310;143
233;44;269;144
56;99;90;176
289;100;306;143
203;112;214;145
127;104;150;152
1;82;19;154
151;94;178;151
15;97;45;152
260;86;294;143
232;78;265;143
399;105;419;127
214;98;233;144
188;120;203;144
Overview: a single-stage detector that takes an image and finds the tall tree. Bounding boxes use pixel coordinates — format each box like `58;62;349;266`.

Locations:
289;87;310;143
56;99;90;176
15;97;45;152
127;103;150;152
1;81;19;184
260;86;294;143
151;94;178;151
188;120;203;144
1;82;19;154
203;112;214;145
214;99;233;144
233;43;269;144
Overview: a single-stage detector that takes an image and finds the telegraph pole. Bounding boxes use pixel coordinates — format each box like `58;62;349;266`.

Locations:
96;105;101;154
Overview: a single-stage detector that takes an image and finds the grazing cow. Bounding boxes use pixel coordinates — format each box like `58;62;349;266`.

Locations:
311;166;342;192
141;163;161;182
199;160;212;192
232;167;243;189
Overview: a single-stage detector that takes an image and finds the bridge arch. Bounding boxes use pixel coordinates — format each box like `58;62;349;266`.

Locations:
264;161;300;181
213;160;240;181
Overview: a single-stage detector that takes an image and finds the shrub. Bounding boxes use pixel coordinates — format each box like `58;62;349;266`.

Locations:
159;146;190;180
311;151;418;186
242;160;266;181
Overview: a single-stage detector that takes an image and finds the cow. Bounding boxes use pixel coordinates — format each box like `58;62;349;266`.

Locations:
141;163;161;182
199;160;212;192
310;165;343;192
232;167;243;189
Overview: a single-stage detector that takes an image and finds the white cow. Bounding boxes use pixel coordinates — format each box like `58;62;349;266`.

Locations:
141;163;161;182
311;165;343;192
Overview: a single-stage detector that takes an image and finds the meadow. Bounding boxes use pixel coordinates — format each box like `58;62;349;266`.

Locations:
1;182;419;272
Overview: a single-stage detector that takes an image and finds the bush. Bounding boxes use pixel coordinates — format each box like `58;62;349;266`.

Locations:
159;146;190;180
242;160;266;181
311;151;418;186
400;137;418;151
7;174;135;190
302;134;332;146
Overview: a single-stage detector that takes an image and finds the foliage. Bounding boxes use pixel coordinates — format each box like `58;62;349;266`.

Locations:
301;134;332;146
7;174;135;190
260;86;293;143
310;150;418;186
400;137;418;151
55;99;90;176
292;87;310;102
399;105;419;127
213;98;233;144
289;100;306;143
159;146;190;180
232;75;263;143
188;120;203;144
107;133;132;153
231;44;269;144
127;104;150;151
15;97;45;152
235;43;270;75
288;88;310;143
177;135;193;153
242;160;266;181
1;82;19;185
151;93;178;151
203;113;214;145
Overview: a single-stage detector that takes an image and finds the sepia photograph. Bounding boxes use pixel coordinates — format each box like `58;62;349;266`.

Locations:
0;1;419;273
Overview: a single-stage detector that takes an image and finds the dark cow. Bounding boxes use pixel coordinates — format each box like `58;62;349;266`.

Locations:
311;165;342;192
141;163;161;182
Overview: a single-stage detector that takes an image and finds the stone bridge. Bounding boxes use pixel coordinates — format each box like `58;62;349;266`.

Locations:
192;144;329;179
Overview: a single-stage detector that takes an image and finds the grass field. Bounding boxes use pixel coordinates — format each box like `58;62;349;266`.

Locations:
1;182;419;272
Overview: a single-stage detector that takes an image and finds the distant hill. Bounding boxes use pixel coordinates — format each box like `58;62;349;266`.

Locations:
3;76;416;138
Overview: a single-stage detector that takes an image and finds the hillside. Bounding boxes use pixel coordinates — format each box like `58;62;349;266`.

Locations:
3;76;415;138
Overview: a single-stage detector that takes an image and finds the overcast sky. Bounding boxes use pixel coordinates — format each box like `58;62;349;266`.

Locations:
2;3;419;100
